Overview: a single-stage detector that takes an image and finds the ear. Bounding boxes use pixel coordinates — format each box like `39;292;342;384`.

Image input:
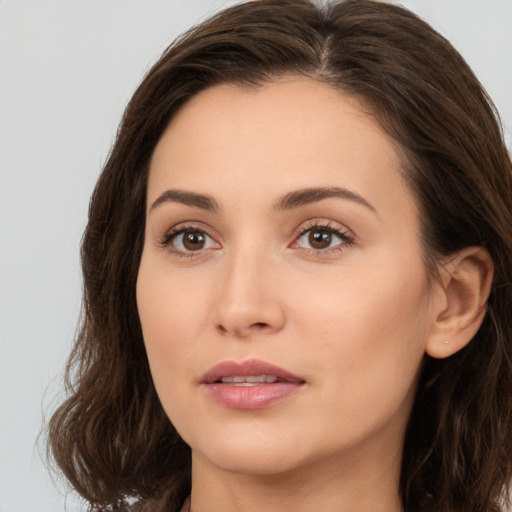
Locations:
426;247;494;359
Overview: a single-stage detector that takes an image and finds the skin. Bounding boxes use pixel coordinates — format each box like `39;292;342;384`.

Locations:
136;79;489;512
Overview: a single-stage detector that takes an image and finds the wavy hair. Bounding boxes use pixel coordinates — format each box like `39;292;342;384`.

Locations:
48;1;512;511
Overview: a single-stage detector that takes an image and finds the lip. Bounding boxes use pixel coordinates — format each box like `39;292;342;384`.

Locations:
202;359;304;384
201;359;305;410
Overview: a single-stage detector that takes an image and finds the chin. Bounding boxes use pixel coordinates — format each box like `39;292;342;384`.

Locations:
185;423;311;477
194;443;306;477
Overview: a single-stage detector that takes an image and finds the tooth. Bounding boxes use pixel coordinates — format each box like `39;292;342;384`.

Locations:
220;375;279;385
245;375;263;383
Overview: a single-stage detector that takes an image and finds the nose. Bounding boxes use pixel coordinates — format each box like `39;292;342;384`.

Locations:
213;247;286;339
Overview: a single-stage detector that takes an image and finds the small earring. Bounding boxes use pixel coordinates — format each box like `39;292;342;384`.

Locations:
443;340;449;344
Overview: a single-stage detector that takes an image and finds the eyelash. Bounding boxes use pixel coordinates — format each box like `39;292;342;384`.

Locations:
292;220;355;255
159;220;355;257
158;223;219;258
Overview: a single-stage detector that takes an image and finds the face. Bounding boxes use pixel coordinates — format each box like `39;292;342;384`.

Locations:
136;79;439;478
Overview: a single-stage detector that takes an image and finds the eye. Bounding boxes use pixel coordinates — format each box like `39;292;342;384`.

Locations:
161;226;220;255
292;222;354;252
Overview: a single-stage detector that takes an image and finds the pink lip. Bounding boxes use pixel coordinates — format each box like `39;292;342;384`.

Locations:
201;359;305;410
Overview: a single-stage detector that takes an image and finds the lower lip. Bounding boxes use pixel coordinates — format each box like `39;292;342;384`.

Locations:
203;382;304;409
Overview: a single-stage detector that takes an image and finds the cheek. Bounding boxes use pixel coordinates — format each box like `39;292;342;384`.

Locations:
136;259;210;390
137;254;208;334
290;255;432;394
298;267;427;325
292;277;428;446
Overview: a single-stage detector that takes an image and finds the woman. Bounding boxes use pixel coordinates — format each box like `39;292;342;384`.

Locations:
48;0;512;511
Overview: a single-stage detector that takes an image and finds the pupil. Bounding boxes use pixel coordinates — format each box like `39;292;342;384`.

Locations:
184;232;205;250
309;230;331;249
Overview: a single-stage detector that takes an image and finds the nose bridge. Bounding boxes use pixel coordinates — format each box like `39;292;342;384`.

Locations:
213;236;285;337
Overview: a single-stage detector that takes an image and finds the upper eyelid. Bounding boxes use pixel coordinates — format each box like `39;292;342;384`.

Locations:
164;221;218;237
293;218;354;238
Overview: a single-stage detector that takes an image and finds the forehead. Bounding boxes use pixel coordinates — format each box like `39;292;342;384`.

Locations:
148;78;414;220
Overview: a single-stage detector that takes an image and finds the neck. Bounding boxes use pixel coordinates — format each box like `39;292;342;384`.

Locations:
188;443;403;512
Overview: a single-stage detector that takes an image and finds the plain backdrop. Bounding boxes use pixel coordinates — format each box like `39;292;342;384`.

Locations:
1;1;511;511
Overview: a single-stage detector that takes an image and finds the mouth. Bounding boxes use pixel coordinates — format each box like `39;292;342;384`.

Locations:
217;375;285;386
201;359;305;409
202;359;304;385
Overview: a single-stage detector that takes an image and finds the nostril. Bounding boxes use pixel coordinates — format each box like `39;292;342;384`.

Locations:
217;324;228;334
251;322;269;329
215;321;271;337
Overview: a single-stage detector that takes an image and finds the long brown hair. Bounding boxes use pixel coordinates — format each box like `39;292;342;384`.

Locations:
48;1;512;511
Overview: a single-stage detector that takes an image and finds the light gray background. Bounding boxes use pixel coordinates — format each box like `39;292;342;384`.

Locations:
1;1;511;511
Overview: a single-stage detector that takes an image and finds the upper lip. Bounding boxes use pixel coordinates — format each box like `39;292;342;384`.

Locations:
201;359;304;384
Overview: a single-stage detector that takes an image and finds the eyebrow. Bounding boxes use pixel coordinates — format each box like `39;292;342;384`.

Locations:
149;186;376;215
150;189;220;212
273;187;377;213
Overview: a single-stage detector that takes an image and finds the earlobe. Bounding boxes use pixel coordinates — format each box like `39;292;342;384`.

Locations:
425;247;494;359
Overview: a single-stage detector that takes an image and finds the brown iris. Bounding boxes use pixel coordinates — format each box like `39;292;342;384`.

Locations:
308;230;332;249
182;231;206;250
